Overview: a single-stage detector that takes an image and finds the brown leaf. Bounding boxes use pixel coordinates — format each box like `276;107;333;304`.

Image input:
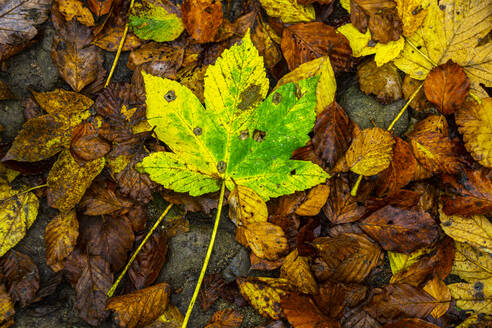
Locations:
57;0;95;26
374;137;417;197
106;282;170;328
422;277;451;319
80;180;133;216
182;0;223;43
364;284;437;323
441;167;492;216
295;184;330;216
244;222;289;260
78;215;135;272
281;22;352;72
351;0;403;44
45;210;79;272
313;281;350;319
424;60;470;115
128;230;167;290
115;155;155;204
341;308;381;328
252;18;282;70
93;25;142;52
199;274;225;311
313;233;381;283
205;308;244;328
403;76;432;111
358;61;402;104
0;284;14;327
0;250;39;307
359;205;439;253
63;248;88;288
0;81;14;101
70;122;111;162
162;190;219;215
88;0;113;16
281;293;340;328
280;249;318;294
250;253;284;271
408;115;461;174
75;256;112;326
383;318;439;328
128;42;184;71
312;102;356;170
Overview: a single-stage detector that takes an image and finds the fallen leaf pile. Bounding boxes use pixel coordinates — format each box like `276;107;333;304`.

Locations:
0;0;491;327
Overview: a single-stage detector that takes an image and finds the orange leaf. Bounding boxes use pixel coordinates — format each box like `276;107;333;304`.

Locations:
281;293;340;328
280;249;318;294
205;308;244;328
295;184;330;216
244;222;289;260
182;0;223;43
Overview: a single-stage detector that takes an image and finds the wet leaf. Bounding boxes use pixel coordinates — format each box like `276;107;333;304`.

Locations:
57;0;95;26
280;249;318;294
281;22;352;72
139;32;329;200
205;308;244;328
452;242;492;283
424;60;471;115
295;184;330;216
361;205;439;253
0;250;39;307
129;0;184;42
364;283;437;323
0;285;14;327
47;150;105;212
313;233;381;283
423;277;451;318
128;42;184;71
70;122;111;162
199;274;225;311
281;293;340;328
341;308;381;328
244;222;289;260
148;304;183;328
87;0;113;17
106;282;171;328
251;19;282;70
396;0;430;37
0;185;39;257
448;281;492;314
93;25;143;52
383;318;439;328
182;0;222;43
408;115;461;174
258;0;315;23
228;185;268;227
456;313;492;328
44;210;79;272
402;76;432;111
357;61;402;104
0;81;14;101
455;98;492;168
80;181;132;216
344;127;395;176
323;175;367;224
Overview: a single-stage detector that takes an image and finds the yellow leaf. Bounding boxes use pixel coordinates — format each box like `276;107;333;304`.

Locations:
448;281;492;314
394;0;492;92
228;185;268;226
388;247;433;274
423;277;450;318
45;210;79;272
0;163;19;185
258;0;315;23
337;23;405;67
57;0;95;27
455;98;492;168
0;185;39;257
280;249;318;294
275;56;336;115
345;127;395;176
456;313;492;328
244;222;288;260
340;0;350;12
396;0;431;37
295;184;330;216
32;89;93;115
47;150;105;212
237;277;292;319
440;209;492;254
452;242;492;283
153;304;183;328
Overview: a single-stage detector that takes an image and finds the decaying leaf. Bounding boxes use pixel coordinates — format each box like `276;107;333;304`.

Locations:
452;242;492;283
0;285;14;327
149;304;183;328
199;274;225;311
93;25;143;52
455;98;492;168
0;81;14;101
228;185;268;227
403;76;432;111
344;127;395;176
423;277;450;318
45;210;79;272
423;60;470;115
71;122;111;162
47;150;105;212
295;184;330;216
281;293;340;328
323;174;367;224
448;281;492;314
205;308;244;328
281;22;352;72
252;18;282;70
0;250;39;307
357;60;402;104
0;185;39;257
396;0;430;37
259;0;315;23
182;0;222;43
57;0;95;27
244;222;289;260
280;249;318;294
106;282;171;328
87;0;113;17
80;180;132;216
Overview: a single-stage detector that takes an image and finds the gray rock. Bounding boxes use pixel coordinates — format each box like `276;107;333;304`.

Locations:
338;84;409;136
0;100;24;142
222;247;250;282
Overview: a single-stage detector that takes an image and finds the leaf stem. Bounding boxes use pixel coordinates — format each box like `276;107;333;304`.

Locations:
182;180;226;328
0;183;48;203
104;0;136;88
387;82;423;132
350;175;363;197
107;203;173;297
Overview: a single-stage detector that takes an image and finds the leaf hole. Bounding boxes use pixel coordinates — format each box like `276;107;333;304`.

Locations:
253;129;266;142
164;90;176;102
193;127;202;136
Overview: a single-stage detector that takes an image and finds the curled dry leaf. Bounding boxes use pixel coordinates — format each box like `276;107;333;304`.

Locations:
228;185;268;227
47;150;105;212
455;98;492;168
44;210;79;272
182;0;223;43
357;60;402;104
0;185;39;257
344;127;395;176
360;205;439;253
0;285;14;327
0;250;39;307
281;22;352;72
280;249;318;294
452;242;492;283
423;277;451;318
295;184;330;216
423;60;470;115
408;115;461;174
364;283;437;323
244;222;289;260
441;167;492;216
205;309;244;328
106;282;171;328
448;281;492;314
258;0;315;23
313;233;381;283
57;0;95;27
281;293;340;328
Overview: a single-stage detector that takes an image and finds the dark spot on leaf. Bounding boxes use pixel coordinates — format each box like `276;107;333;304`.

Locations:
368;40;376;47
217;161;226;173
253;129;266;142
475;292;485;300
387;220;393;225
474;282;484;291
442;221;452;227
412;6;423;15
164;90;176;102
439;4;446;10
290;169;296;175
238;85;262;110
239;130;249;140
273;92;282;105
193;127;202;136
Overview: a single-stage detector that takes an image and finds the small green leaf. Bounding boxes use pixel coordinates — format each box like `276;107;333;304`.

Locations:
129;0;184;42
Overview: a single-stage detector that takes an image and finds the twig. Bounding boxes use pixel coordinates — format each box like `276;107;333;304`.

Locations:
0;184;47;204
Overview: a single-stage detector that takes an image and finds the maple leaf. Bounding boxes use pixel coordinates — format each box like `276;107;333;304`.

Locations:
139;32;329;200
